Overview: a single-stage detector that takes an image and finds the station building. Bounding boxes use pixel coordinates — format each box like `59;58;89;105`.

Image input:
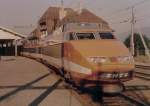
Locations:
30;7;111;40
0;26;25;56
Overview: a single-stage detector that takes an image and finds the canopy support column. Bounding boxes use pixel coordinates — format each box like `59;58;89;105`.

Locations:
15;40;18;57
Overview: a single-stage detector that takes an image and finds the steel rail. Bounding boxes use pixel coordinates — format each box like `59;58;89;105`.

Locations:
119;93;149;106
135;64;150;80
135;64;150;70
135;75;150;80
135;71;150;76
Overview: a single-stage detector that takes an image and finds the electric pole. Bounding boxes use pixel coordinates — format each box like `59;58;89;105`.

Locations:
59;0;66;20
130;7;135;56
61;0;63;7
77;0;82;14
130;7;150;59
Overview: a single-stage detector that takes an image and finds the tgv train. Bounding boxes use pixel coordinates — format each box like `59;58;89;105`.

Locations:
22;23;135;93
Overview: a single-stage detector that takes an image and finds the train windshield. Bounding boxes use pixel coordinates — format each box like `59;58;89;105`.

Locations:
68;32;115;40
76;33;95;40
99;33;115;39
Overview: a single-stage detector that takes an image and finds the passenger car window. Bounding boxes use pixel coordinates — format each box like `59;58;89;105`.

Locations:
99;33;115;39
76;33;95;40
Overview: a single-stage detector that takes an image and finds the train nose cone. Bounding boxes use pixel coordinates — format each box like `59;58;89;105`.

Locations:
64;40;133;74
67;40;130;57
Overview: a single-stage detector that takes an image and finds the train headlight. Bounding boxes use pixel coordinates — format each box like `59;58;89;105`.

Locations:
87;57;109;64
117;56;134;63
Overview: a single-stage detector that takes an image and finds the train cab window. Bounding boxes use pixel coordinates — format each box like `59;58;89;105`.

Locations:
76;33;95;40
99;33;115;39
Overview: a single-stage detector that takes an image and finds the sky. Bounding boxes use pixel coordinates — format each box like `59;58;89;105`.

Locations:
0;0;150;40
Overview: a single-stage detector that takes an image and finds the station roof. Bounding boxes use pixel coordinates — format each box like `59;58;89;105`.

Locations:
39;7;108;25
0;26;25;40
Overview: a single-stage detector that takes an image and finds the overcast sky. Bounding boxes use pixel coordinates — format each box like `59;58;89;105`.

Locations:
0;0;150;40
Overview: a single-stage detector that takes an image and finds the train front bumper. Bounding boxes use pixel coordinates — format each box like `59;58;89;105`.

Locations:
72;63;134;83
86;63;135;82
72;69;134;89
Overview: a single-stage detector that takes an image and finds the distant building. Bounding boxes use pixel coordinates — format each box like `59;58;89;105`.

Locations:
30;6;111;39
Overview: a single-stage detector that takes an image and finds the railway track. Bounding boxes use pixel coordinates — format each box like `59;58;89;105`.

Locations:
72;88;150;106
101;94;148;106
62;64;150;106
135;71;150;80
101;95;131;106
135;64;150;70
69;69;150;106
118;93;149;106
66;82;150;106
135;64;150;80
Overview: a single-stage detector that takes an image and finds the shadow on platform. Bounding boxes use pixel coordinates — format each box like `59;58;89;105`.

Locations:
0;73;50;102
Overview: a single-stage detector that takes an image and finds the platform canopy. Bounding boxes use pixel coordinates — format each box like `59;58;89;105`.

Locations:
0;26;25;40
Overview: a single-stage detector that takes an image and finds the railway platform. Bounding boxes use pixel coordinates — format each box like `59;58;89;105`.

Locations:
0;56;82;106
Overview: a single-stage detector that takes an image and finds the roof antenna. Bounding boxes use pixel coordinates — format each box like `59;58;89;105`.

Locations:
59;0;66;20
61;0;63;8
78;0;82;14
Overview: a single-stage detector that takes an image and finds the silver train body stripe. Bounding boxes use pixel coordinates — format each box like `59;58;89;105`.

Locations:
22;52;92;75
63;59;92;75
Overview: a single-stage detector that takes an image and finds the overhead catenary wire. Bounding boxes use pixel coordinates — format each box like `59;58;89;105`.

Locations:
109;18;130;25
106;0;149;19
109;11;150;26
136;13;150;22
105;0;150;25
107;0;149;57
101;1;150;57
